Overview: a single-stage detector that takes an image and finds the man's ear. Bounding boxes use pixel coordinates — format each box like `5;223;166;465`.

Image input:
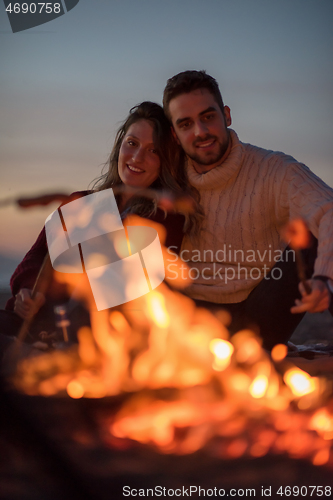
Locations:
223;106;232;127
171;126;181;145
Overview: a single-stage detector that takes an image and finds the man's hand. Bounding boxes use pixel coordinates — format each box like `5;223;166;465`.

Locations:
290;279;331;314
14;288;46;319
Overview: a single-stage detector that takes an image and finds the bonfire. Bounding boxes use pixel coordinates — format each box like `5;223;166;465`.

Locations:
2;196;333;498
9;252;333;467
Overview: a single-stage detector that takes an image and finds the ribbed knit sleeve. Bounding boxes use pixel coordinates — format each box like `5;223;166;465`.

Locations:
278;162;333;278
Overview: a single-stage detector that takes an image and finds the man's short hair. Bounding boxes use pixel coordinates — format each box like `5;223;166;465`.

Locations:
163;70;225;121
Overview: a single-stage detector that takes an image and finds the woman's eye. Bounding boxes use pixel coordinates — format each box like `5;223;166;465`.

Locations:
127;140;136;146
150;149;158;154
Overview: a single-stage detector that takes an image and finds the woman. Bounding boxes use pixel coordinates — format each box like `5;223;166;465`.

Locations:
5;102;201;333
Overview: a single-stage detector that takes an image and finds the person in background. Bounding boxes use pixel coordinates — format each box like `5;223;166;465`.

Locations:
163;70;333;349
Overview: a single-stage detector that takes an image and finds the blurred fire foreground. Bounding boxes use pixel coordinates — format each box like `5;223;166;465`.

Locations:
2;214;333;499
9;277;333;468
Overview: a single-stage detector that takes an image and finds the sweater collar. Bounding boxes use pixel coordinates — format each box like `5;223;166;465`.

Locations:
186;129;243;189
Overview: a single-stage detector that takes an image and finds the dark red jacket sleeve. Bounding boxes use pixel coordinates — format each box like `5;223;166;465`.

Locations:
5;190;90;311
5;227;48;310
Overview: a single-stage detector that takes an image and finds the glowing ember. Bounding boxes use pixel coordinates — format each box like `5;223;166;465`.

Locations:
271;343;288;362
283;368;317;397
310;409;333;439
209;338;234;371
67;380;85;399
312;448;330;466
249;375;268;399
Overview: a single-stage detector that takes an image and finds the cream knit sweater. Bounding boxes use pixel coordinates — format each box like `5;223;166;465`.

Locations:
180;130;333;304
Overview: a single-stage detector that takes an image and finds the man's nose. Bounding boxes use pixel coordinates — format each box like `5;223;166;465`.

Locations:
193;121;208;137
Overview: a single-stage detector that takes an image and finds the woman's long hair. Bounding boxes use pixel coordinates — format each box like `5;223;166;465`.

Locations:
92;101;202;238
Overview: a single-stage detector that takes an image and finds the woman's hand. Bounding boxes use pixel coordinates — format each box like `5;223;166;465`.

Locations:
14;288;46;319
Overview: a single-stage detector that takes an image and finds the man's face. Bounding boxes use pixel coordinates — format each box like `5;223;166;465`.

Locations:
168;88;232;173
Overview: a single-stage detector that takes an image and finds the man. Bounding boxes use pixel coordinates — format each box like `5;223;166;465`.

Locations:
163;70;333;349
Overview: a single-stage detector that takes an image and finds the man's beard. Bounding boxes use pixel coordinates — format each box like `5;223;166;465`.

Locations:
188;133;230;167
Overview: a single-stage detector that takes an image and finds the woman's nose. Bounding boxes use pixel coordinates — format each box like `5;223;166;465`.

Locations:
132;147;145;163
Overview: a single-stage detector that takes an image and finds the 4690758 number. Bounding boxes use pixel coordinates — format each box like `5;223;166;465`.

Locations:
277;485;331;496
5;3;61;14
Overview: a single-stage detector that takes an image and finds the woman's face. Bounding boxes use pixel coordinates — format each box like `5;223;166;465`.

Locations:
118;119;161;189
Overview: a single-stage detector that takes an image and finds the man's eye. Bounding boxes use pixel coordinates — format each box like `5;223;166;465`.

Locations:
203;114;214;121
180;122;190;130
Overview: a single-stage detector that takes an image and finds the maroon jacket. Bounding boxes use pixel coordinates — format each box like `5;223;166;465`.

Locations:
6;192;185;310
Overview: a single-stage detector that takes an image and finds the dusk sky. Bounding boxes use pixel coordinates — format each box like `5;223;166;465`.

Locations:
1;0;332;283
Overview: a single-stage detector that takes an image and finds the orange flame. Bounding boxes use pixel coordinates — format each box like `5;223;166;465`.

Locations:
146;291;170;328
